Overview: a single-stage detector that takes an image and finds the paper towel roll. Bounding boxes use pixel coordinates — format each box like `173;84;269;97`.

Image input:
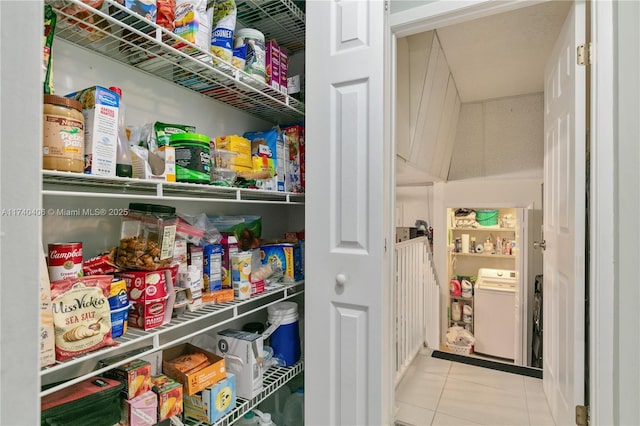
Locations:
461;234;470;253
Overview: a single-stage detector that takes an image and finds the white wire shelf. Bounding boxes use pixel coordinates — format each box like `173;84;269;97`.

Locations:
184;358;304;426
40;281;304;396
46;0;305;124
236;0;305;54
42;170;305;205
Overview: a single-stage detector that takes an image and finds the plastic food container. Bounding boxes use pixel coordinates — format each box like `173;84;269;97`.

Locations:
211;149;238;169
116;203;177;270
211;168;237;187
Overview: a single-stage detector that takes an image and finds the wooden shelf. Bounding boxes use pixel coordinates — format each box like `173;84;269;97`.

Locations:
451;227;516;232
451;252;515;259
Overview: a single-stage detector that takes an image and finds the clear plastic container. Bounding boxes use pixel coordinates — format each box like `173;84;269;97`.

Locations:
282;387;304;426
116;203;177;270
211;168;237;187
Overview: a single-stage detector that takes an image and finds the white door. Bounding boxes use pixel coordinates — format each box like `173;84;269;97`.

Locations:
543;1;586;424
305;1;391;425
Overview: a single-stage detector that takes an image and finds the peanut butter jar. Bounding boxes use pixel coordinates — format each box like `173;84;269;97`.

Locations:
43;94;84;172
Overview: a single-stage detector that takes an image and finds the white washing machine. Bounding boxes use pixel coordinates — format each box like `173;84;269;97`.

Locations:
474;268;517;360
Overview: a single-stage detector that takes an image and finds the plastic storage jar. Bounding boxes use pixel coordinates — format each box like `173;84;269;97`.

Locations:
170;133;211;184
43;94;85;172
116;203;177;270
235;28;266;83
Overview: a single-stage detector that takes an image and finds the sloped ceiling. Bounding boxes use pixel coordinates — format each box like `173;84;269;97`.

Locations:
435;1;571;103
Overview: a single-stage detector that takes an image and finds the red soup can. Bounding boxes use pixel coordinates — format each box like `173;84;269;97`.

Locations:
48;243;83;282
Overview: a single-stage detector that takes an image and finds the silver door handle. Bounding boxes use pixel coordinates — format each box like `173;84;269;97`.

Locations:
533;240;546;250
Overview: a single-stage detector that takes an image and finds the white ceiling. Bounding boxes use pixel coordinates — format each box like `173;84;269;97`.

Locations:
436;1;572;103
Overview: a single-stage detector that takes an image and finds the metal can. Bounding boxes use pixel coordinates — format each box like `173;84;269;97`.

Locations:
47;243;83;282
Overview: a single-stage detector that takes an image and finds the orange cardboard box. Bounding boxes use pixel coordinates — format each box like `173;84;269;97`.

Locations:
162;343;226;396
202;288;234;304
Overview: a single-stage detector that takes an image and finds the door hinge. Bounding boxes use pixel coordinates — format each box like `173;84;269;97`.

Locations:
577;43;592;66
385;1;388;11
576;405;589;426
384;238;387;253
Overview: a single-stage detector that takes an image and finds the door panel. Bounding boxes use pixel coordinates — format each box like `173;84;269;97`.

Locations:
306;0;389;424
543;1;586;424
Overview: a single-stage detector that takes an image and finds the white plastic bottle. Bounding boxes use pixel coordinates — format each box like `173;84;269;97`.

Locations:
254;409;277;426
109;86;132;177
259;384;290;426
282;387;304;426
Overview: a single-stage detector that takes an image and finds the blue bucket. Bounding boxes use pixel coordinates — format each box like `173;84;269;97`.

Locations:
267;302;301;366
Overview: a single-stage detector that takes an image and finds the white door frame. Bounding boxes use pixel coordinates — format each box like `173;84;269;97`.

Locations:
388;1;615;423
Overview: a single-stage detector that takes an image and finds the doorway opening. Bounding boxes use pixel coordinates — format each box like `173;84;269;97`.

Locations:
393;0;575;375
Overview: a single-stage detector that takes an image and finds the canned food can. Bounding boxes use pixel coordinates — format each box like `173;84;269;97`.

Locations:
48;243;83;282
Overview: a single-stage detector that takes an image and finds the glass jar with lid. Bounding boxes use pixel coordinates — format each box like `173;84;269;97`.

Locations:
116;203;177;270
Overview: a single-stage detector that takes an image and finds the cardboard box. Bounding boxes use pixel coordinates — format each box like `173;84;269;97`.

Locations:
123;390;157;426
203;244;223;292
117;268;173;304
260;243;303;282
221;234;238;289
215;330;263;400
162;343;226;395
65;86;119;176
40;249;55;368
215;136;252;169
131;146;176;182
280;48;288;95
117;267;176;330
103;359;152;400
202;288;234;304
128;297;171;330
151;375;183;421
283;125;303;193
183;373;236;424
266;40;281;92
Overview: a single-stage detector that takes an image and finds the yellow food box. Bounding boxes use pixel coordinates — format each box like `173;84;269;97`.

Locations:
215;136;251;169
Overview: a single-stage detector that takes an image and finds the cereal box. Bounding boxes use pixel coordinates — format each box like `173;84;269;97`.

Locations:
65;86;119;176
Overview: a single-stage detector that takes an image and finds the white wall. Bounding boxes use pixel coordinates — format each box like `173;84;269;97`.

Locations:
615;1;640;423
395;186;432;228
448;93;544;180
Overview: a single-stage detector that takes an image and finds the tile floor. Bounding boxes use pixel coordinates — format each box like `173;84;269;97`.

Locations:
395;349;556;426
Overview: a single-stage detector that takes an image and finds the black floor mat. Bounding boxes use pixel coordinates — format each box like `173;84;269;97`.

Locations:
431;350;543;378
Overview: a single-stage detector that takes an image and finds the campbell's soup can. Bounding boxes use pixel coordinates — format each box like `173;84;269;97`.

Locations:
47;243;83;282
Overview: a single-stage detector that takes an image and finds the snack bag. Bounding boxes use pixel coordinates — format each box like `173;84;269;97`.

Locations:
210;0;237;63
50;275;116;361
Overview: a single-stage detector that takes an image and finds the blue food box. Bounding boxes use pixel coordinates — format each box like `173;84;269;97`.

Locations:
260;243;303;282
203;244;223;292
183;373;236;424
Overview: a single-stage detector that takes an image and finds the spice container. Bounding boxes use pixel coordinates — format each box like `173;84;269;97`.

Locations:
116;203;177;270
43;94;85;172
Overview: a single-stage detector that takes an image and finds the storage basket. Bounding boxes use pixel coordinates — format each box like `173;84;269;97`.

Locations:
476;209;499;226
446;342;473;355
